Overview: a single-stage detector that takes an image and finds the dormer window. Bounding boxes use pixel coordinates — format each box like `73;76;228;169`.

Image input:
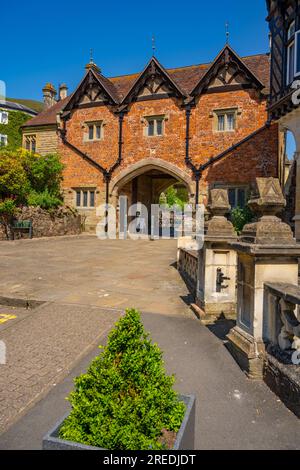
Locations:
145;116;164;137
85;121;103;141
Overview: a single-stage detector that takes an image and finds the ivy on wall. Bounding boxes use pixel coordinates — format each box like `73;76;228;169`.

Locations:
0;110;32;150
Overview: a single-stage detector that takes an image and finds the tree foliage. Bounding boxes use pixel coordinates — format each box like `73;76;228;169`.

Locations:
160;185;189;209
0;148;64;204
23;152;64;196
59;309;185;450
0;149;29;201
27;190;62;209
0;198;17;239
230;206;253;235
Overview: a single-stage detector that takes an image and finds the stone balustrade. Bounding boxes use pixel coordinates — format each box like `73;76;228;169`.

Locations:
177;249;198;293
263;282;300;418
264;282;300;354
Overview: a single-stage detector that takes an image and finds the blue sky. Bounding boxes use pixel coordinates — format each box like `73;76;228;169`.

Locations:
2;0;296;156
2;0;270;101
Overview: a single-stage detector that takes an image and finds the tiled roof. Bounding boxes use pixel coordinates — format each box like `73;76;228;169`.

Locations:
23;96;71;127
23;52;270;128
0;99;38;116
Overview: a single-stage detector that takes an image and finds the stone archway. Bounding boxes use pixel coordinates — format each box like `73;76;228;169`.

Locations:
110;158;195;236
110;158;195;206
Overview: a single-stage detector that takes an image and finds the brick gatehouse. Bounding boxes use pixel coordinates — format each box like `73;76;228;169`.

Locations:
23;45;281;230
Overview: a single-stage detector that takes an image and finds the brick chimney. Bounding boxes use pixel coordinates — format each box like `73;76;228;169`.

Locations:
59;83;68;100
42;83;57;109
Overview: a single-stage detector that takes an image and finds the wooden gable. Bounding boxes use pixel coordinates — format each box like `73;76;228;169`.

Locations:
122;57;186;104
63;69;119;113
191;46;265;96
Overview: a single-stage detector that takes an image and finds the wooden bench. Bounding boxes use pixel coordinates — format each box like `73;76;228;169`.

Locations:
11;220;33;240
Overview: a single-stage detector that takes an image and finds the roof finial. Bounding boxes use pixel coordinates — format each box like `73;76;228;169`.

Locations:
152;35;156;56
225;21;230;45
85;48;101;73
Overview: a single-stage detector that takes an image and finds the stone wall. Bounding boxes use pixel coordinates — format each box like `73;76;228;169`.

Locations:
23;126;58;155
0;206;82;240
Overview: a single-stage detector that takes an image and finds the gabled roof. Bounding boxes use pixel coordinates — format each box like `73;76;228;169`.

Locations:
190;45;266;96
23;97;71;127
23;50;270;128
121;56;187;104
63;68;120;113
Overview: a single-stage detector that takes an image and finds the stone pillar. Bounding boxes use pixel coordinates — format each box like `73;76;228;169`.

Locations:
227;177;300;379
196;188;237;323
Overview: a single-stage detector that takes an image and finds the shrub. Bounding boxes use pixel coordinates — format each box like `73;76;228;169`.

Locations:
0;198;17;239
0;149;30;202
230;206;253;235
59;309;185;450
27;190;62;210
23;152;64;197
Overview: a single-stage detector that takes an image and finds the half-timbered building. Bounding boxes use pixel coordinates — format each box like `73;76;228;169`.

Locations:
267;0;300;237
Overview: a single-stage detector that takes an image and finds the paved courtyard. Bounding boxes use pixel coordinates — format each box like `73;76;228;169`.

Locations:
0;235;192;315
0;235;299;449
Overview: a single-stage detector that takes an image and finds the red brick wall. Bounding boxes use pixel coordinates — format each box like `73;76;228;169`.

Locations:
59;88;278;204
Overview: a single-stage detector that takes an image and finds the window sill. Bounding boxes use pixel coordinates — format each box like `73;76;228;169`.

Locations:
145;135;164;138
76;207;95;211
214;129;236;133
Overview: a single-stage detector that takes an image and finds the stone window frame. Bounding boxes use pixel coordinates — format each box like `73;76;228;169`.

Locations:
74;188;96;209
24;134;36;153
0;134;8;147
211;107;241;133
84;120;104;142
0;110;8;125
211;183;249;209
143;115;167;137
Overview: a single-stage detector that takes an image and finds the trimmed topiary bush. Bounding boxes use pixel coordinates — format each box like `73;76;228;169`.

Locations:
59;308;185;450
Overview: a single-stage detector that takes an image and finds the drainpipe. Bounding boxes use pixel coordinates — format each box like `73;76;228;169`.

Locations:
58;110;126;233
185;105;201;207
195;170;202;207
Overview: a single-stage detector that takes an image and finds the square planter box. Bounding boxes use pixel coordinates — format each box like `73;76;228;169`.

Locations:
43;394;195;450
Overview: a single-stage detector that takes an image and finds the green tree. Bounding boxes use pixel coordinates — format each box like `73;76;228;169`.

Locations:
23;152;64;197
160;185;189;209
0;149;29;201
59;309;185;450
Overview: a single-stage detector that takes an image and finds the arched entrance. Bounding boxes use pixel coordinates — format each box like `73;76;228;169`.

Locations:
110;158;195;236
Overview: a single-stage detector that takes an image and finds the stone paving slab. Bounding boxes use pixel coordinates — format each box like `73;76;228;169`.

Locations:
0;302;121;434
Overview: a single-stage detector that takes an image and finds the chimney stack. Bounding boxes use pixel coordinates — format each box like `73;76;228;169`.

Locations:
59;83;68;100
42;83;57;109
